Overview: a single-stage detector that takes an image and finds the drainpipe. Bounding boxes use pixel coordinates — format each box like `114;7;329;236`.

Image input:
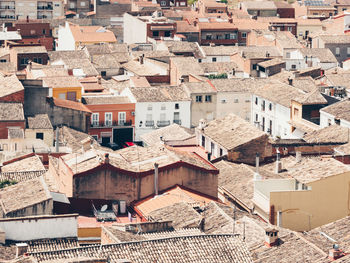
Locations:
154;163;159;196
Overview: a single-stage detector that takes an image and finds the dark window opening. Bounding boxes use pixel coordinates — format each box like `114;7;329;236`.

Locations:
36;132;44;140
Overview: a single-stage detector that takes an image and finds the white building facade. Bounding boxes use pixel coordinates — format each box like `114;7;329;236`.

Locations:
251;94;292;139
121;87;191;141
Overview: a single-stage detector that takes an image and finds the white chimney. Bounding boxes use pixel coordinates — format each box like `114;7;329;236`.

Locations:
277;211;282;227
275;149;282;173
264;228;279;247
296;151;302;162
16;243;28;257
198;119;207;130
254;153;261;180
154;163;159;196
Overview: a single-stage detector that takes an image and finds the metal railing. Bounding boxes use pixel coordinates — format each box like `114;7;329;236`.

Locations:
157;120;170;127
145;120;154;127
173;119;181;125
90;120;132;128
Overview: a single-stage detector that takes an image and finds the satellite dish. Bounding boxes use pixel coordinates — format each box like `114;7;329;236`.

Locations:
101;204;108;212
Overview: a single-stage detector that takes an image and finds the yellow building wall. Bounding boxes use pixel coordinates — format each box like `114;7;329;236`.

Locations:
52;87;82;101
270;172;350;231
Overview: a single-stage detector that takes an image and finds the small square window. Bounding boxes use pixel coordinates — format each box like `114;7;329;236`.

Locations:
36;132;44;140
242;32;247;38
205;95;212;102
153;31;159;37
101;71;106;76
196;95;202;102
212;57;217;62
175;103;179;109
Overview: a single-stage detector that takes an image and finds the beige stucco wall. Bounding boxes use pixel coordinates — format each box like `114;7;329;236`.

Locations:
190;93;217;128
297;24;322;40
216;92;251;121
71;165;218;204
25;128;54;147
270;171;350;231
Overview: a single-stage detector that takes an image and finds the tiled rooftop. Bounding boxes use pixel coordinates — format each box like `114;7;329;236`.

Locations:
320;99;350;123
27;114;53;129
0;102;24;121
200;114;267;150
28;234;253;263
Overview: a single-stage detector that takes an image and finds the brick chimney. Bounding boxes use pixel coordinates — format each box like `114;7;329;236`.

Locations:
264;228;279;247
329;244;345;261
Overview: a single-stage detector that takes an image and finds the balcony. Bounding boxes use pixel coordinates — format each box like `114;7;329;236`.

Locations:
145;120;154;127
90;120;133;128
37;2;53;10
157;120;170;127
173;119;181;125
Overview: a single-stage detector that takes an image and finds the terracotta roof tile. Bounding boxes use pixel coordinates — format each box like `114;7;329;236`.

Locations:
50;97;92;113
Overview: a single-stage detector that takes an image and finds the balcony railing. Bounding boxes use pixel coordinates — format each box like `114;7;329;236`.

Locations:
173;119;181;125
0;15;15;19
145;120;154;127
157;120;170;127
90;120;132;128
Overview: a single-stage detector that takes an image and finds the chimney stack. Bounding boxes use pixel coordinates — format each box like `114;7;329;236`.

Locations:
154;163;159;196
254;152;261;180
193;20;197;27
264;228;279;247
104;153;109;164
288;77;293;86
295;151;302;162
275;149;282;173
329;244;345;261
16;243;28;258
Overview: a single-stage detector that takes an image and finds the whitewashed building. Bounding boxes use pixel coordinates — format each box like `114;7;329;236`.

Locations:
284;48;338;71
251;81;305;139
320;99;350;128
121;86;191;141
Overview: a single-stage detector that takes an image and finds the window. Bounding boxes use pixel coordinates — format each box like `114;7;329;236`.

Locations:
36;132;44;140
198;59;202;63
101;71;106;77
146;114;153;121
160;0;166;5
269;120;272;134
255;97;258;105
161;104;166;110
196;95;202;102
328;119;332;126
234;99;239;103
58;93;66;100
245;99;250;103
92;113;99;126
212;57;217;62
201;135;205;147
255;114;258;122
118;112;126;125
347;47;350;56
225;34;230;39
67;91;76;101
206;34;212;40
30;29;36;35
230;33;237;39
211;142;215;153
43;29;46;34
55;3;60;6
291;64;296;69
147;104;152;110
219;148;223;156
105;112;112;126
287;26;293;32
152;31;159;37
20;58;29;65
80;1;86;6
92;135;98;140
160;113;166;121
286;52;290;59
33;57;42;64
269;103;272;111
252;64;257;70
164;31;171;37
0;59;6;63
336;47;340;56
69;2;75;8
205;95;212;102
241;32;247;38
221;99;226;103
294;107;299;117
175;103;179;110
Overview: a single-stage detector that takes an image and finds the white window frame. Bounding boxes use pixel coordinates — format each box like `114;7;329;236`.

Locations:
336;47;340;56
92;113;99;126
105;112;112;126
118;112;126;125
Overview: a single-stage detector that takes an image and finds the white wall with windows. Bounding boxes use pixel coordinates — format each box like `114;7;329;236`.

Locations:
195;130;228;159
251;94;292;139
